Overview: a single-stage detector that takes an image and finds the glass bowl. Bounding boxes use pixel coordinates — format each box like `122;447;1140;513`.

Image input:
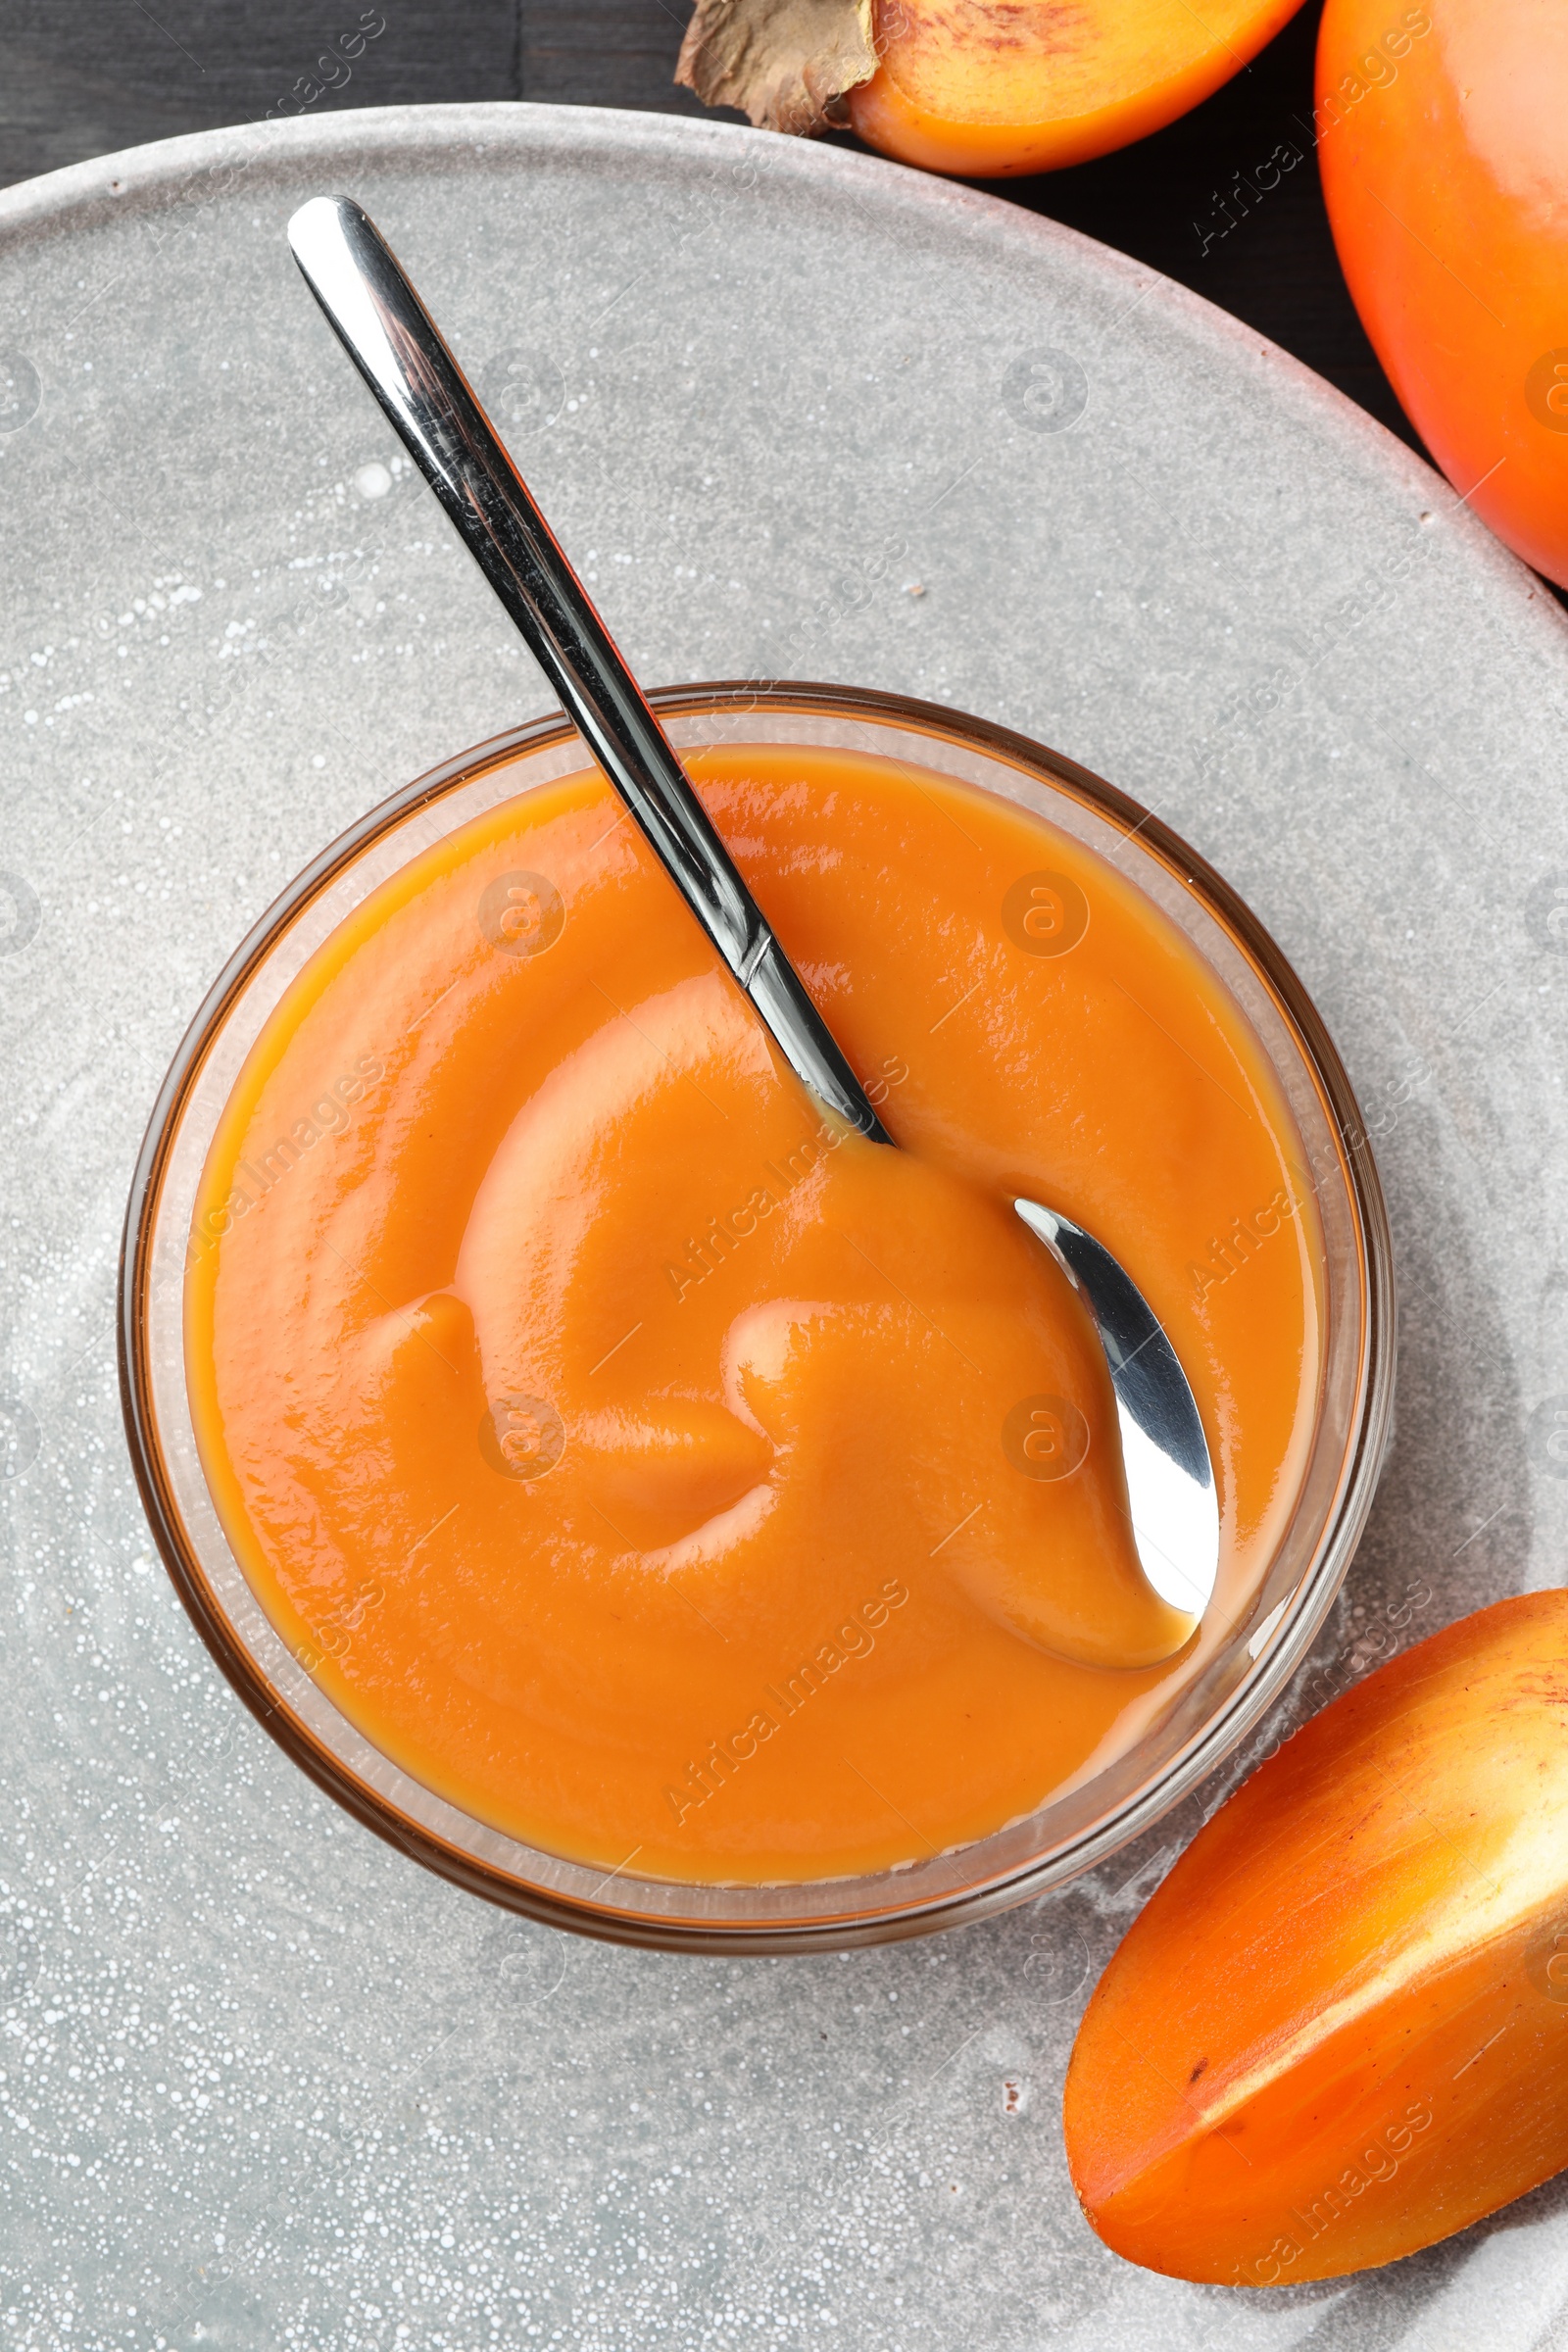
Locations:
119;684;1394;1953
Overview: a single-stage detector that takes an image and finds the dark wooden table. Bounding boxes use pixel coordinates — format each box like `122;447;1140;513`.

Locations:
0;0;1420;461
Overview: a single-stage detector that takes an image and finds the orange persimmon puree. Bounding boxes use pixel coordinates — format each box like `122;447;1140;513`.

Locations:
185;743;1320;1885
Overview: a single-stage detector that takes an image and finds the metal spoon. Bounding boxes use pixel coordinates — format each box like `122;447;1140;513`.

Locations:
286;195;1219;1617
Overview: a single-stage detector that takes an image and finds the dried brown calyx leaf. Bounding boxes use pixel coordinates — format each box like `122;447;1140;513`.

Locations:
676;0;878;138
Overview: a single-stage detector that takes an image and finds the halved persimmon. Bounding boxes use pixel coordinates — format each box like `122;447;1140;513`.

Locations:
1066;1591;1568;2283
678;0;1310;176
851;0;1310;177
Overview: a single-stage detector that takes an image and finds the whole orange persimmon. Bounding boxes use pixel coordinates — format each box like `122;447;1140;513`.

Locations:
1318;0;1568;588
1064;1592;1568;2284
850;0;1310;175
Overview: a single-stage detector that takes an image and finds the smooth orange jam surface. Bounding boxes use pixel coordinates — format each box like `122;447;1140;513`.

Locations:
186;745;1322;1884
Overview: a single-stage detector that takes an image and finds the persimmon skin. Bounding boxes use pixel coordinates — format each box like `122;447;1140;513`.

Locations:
1064;1591;1568;2284
848;0;1308;178
1318;0;1568;588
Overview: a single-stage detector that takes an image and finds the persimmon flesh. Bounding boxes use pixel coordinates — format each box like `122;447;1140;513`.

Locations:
1318;0;1568;589
848;0;1310;178
1065;1591;1568;2283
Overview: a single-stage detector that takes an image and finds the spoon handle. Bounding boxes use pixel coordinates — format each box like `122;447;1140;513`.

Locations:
287;194;890;1145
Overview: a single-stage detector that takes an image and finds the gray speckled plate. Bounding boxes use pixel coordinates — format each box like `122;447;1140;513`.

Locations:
3;99;1567;2352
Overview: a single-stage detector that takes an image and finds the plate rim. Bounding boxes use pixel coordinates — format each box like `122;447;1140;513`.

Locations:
0;95;1560;662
